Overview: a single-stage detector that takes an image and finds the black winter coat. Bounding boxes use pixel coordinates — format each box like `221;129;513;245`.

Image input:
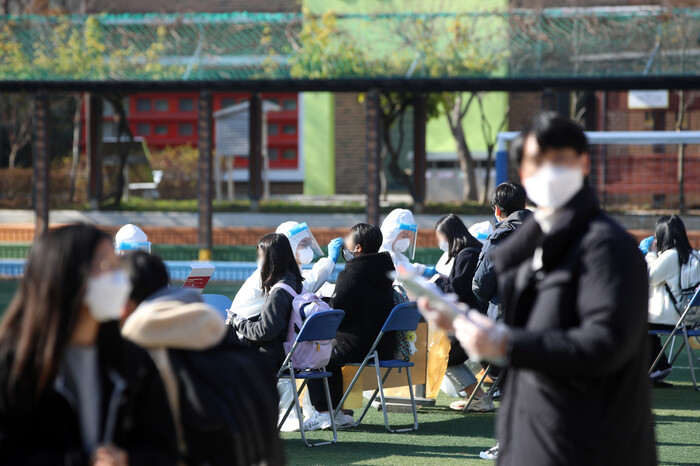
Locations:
0;323;178;466
472;209;531;317
330;252;396;359
439;246;488;312
492;186;656;466
236;272;302;367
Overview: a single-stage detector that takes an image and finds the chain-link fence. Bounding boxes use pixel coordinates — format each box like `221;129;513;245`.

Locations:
0;8;699;82
588;142;700;212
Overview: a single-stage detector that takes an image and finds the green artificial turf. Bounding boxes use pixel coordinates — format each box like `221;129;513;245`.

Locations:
0;280;696;464
281;367;700;465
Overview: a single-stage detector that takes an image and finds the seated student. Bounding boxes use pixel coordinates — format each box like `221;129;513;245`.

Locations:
306;223;396;431
232;233;304;368
230;221;342;321
642;215;700;387
0;225;177;466
120;251;284;466
433;214;493;413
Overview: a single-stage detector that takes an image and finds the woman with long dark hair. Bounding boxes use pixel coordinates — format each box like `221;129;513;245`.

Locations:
645;215;700;385
433;214;493;412
0;224;177;465
233;233;304;367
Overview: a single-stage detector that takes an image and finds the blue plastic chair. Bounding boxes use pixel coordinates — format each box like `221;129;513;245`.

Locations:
649;287;700;391
278;309;345;447
333;302;421;433
201;294;232;321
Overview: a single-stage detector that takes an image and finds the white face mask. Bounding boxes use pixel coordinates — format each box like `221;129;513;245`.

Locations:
84;270;132;323
256;258;264;270
394;238;411;254
439;240;449;252
343;249;355;262
522;164;584;210
297;247;314;265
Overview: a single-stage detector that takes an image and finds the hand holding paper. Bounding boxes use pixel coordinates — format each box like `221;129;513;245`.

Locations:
453;310;509;365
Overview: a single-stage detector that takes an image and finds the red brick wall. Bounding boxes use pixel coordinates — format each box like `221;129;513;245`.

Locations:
333;93;367;195
86;0;300;13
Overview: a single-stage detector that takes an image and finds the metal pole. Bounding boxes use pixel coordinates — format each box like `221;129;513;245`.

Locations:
86;93;103;209
249;92;263;211
366;90;381;226
413;94;427;213
33;93;49;238
197;91;213;261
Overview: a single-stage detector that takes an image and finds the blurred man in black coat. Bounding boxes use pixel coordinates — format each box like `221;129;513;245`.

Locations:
423;113;656;465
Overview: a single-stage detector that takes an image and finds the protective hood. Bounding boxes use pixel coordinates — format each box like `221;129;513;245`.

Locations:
468;221;494;245
115;224;151;253
379;208;418;260
122;288;227;350
276;221;323;261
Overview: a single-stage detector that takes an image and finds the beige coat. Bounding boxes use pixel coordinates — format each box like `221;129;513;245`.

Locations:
122;294;227;461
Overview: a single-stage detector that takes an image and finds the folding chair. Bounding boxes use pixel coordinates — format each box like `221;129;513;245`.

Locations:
201;294;232;321
649;287;700;391
277;309;345;447
333;302;421;433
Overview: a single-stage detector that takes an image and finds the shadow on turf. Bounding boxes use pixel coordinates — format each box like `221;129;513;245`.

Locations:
283;416;497;464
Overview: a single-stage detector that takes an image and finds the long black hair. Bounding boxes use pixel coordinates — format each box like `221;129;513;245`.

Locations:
258;233;304;295
435;214;482;261
0;224;111;401
655;215;694;267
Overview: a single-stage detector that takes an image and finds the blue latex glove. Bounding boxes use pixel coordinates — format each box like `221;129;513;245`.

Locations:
423;266;437;278
639;236;654;255
327;237;343;263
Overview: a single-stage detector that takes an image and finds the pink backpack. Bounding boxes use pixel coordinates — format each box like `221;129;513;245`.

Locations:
272;283;334;370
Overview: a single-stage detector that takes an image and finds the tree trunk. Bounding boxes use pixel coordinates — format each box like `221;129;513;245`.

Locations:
69;93;83;203
381;106;415;200
443;94;478;202
106;95;133;207
452;123;478;202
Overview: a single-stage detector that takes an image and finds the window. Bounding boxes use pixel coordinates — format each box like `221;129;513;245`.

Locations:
268;123;278;135
282;149;296;160
266;98;280;106
154;99;169;111
268;148;279;161
154;124;168;135
282;98;297;111
103;101;115;117
136;123;150;136
222;98;237;108
102;121;117;138
179;123;194;136
136;98;151;112
282;124;296;135
178;98;194;112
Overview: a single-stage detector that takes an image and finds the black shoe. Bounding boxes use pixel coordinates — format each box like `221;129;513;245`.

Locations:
491;388;503;401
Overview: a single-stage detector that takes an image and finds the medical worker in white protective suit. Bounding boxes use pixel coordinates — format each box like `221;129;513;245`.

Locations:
114;224;152;254
380;209;436;278
229;221;343;432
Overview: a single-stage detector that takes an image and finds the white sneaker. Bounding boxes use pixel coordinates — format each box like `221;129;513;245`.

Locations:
467;396;495;413
333;410;355;429
302;411;355;431
303;412;331;431
479;443;499;460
